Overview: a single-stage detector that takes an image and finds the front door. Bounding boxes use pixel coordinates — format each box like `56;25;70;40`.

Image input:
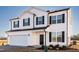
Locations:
40;34;44;45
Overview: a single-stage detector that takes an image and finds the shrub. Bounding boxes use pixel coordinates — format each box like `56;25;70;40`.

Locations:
60;45;67;50
55;44;59;48
54;44;59;50
48;45;53;50
41;45;45;49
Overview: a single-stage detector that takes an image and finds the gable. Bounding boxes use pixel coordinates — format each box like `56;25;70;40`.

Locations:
29;7;48;15
19;7;48;18
19;10;34;19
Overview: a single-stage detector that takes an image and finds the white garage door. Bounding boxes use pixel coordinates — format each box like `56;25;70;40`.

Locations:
9;35;28;46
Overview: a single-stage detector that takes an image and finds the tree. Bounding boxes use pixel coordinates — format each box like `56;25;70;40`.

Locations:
71;34;79;40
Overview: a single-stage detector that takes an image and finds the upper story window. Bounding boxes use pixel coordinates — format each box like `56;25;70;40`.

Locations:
57;15;62;23
13;20;19;28
36;16;44;25
23;18;30;26
57;14;65;23
50;16;56;24
50;14;65;24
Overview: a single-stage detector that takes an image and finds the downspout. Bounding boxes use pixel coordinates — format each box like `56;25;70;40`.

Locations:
44;29;46;46
66;10;68;47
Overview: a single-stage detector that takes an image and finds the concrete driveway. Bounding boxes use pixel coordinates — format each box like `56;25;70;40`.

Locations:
0;45;37;52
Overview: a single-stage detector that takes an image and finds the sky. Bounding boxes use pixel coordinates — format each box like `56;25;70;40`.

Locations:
0;6;79;37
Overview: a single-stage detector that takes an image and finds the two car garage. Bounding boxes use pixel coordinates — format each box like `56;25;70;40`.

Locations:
9;35;28;46
7;31;32;46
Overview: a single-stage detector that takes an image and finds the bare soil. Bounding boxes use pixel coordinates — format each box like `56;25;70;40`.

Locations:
0;45;79;52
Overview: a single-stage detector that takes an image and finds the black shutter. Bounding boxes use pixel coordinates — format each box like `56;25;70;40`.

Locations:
62;31;65;42
18;21;19;27
23;19;25;26
28;18;30;25
13;21;15;28
36;17;38;25
49;16;51;24
42;16;44;24
49;32;52;42
62;14;65;23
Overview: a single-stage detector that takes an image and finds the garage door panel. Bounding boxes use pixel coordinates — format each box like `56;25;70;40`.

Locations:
9;35;28;46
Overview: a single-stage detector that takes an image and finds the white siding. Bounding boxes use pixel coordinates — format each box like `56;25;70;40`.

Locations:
68;9;72;45
20;13;33;29
11;7;48;30
46;10;70;46
7;7;72;46
11;13;33;30
29;8;48;28
7;30;45;46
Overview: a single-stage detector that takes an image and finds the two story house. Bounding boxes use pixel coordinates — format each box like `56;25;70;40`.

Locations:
6;7;72;47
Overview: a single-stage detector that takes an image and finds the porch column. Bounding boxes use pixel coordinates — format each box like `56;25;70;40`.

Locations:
44;29;48;52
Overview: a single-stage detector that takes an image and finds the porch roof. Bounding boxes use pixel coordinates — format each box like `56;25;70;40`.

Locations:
6;26;49;32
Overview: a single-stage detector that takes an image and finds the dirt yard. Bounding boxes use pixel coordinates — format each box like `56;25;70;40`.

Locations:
0;45;79;52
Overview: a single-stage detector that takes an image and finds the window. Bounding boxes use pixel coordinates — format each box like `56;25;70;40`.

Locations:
52;32;56;42
23;18;30;26
50;14;65;24
13;21;19;28
50;16;56;24
49;31;65;42
49;32;56;42
57;15;62;23
36;16;44;25
57;31;65;42
57;32;62;42
57;14;65;23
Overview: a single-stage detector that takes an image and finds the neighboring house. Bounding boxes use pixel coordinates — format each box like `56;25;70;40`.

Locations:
0;38;8;46
6;7;72;47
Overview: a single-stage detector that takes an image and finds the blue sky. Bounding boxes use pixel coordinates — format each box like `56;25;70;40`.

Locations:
0;6;79;37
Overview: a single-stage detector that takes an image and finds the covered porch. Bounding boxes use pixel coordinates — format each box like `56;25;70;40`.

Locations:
31;30;46;46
